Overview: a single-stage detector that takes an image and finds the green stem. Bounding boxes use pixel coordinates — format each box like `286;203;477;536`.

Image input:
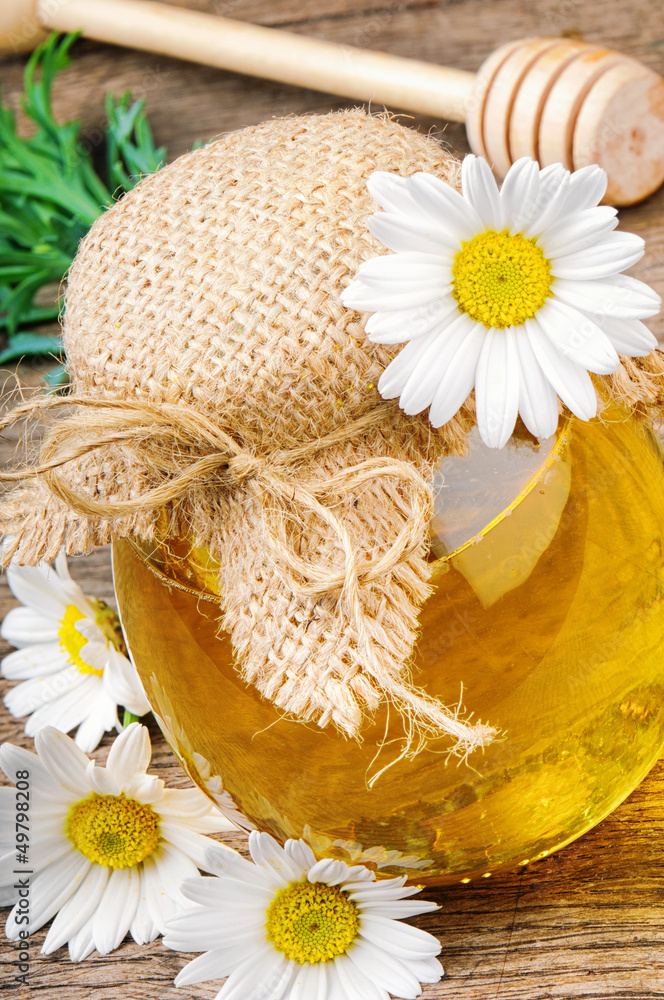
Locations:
122;710;140;728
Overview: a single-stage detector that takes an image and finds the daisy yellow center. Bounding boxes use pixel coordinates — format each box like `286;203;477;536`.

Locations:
65;792;160;868
265;880;360;964
452;229;553;329
58;600;126;677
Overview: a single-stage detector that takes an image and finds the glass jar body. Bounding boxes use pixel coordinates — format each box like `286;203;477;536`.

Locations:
113;412;664;884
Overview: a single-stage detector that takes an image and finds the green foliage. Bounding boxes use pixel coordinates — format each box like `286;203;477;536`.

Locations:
0;32;166;370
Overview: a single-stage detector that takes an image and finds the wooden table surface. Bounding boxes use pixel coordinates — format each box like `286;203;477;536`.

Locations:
2;1;664;997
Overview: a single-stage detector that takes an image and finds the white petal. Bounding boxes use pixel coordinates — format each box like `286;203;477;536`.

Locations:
366;297;459;344
159;822;223;870
172;942;258;986
9;824;71;875
86;759;122;796
0;884;19;906
201;845;276;888
0;786;16;840
0;742;45;786
1;642;70;679
333;953;389;1000
167;910;263;953
346;938;423;999
599;316;658;356
550;232;644;279
67;921;97;961
249;831;303;884
5;852;91;938
178;874;271;910
289;964;332;1000
4;666;87;718
499;157;541;233
475;328;520;448
24;676;102;741
158;785;216;819
407;171;484;241
283;838;317;870
73;618;103;642
216;948;290;1000
401;955;445;983
141;853;176;933
355;252;450;287
348;881;421;904
553;273;661;319
308;858;350;886
154;842;200;905
42;864;110;954
54;550;72;582
359;914;442;958
342;276;446;312
0;746;71;812
325;963;361;1000
1;607;59;647
130;886;159;945
92;866;139;955
5;564;68;618
525;318;597;420
427;320;486;427
377;323;454;400
537;164;608;228
105;722;151;786
337;865;376;884
73;695;117;753
359;900;439;919
102;648;150;716
522;168;571;238
562;164;607;212
77;641;109;673
393;313;480;415
34;727;93;797
513;327;560;439
537;206;618;257
367;172;421;216
462;154;501;230
368;212;459;255
536;299;620;374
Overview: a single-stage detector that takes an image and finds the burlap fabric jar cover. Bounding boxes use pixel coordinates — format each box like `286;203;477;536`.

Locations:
3;110;664;883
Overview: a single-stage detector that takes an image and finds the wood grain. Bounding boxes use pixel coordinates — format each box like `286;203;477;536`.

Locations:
2;1;664;996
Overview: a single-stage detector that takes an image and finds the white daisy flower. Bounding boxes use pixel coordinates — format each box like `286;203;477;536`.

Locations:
1;552;150;752
0;723;236;960
164;831;443;1000
342;156;661;448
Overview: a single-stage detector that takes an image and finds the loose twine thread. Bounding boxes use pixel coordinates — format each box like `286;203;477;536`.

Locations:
0;391;496;761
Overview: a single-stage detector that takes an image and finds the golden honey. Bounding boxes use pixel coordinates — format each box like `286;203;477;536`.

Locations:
113;410;664;885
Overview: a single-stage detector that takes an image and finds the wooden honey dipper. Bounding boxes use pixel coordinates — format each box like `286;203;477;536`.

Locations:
2;0;664;205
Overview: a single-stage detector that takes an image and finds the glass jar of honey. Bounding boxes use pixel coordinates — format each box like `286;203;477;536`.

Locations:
113;409;664;885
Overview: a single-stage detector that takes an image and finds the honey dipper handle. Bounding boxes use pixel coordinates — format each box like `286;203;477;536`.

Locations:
39;0;476;121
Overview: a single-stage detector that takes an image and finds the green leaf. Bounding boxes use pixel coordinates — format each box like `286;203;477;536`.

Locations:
0;32;167;353
105;91;166;195
0;331;63;364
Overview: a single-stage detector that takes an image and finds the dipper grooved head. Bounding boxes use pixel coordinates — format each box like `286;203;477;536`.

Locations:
467;37;664;205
